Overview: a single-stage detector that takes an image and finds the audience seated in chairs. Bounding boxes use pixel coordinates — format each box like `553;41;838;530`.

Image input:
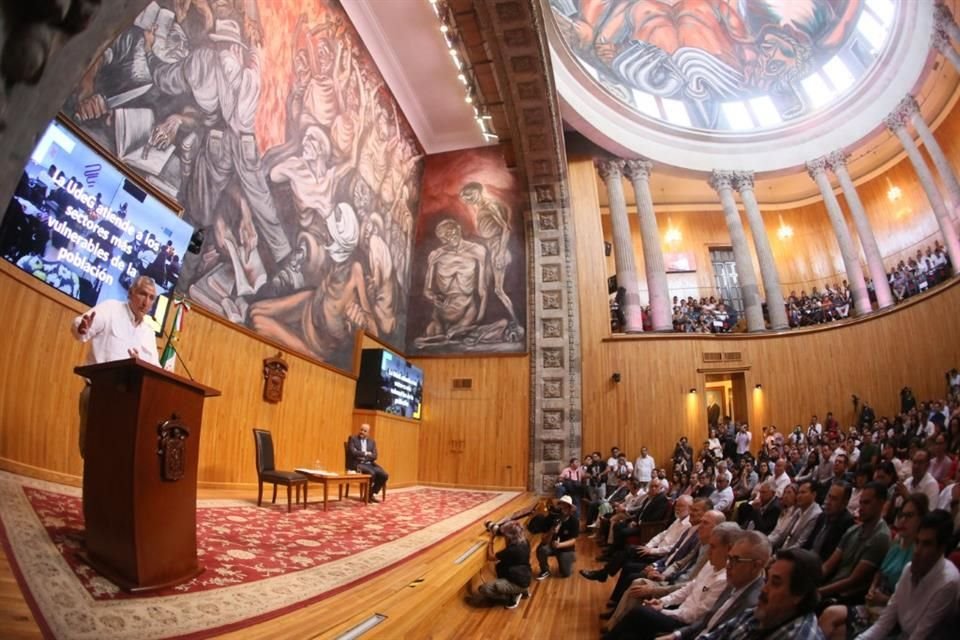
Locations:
600;504;719;625
546;379;960;639
603;521;741;639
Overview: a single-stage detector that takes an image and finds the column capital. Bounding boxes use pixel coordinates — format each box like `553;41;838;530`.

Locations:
825;150;848;173
883;111;906;132
805;157;830;180
933;26;952;52
623;158;653;181
731;170;755;192
708;170;735;193
595;158;625;182
935;2;956;30
883;96;919;132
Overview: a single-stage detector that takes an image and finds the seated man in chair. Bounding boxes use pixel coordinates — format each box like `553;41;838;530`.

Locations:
348;423;389;502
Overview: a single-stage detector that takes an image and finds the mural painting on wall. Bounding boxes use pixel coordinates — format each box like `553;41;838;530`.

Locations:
550;0;865;129
65;0;423;372
406;147;526;355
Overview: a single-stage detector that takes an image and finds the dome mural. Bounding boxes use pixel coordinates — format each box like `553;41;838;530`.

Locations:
549;0;897;132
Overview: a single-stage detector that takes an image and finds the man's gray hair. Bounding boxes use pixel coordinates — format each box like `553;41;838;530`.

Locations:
737;529;772;561
703;509;727;525
711;521;744;546
130;275;156;292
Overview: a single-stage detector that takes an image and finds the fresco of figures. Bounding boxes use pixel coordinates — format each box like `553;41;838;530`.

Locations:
65;0;422;371
550;0;864;129
407;147;526;355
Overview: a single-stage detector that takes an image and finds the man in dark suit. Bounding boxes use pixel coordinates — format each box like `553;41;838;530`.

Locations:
741;480;782;535
806;480;854;560
670;530;769;639
348;423;389;502
608;478;671;551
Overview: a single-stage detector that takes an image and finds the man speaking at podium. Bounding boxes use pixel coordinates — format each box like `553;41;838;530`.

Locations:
71;275;160;457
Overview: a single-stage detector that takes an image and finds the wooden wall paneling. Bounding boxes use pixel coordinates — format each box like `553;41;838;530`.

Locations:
413;355;529;489
569;156;619;461
0;266;363;488
179;308;359;486
573;284;960;468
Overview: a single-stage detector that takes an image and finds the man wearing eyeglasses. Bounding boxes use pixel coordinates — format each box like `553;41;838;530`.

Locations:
659;530;770;640
603;522;737;640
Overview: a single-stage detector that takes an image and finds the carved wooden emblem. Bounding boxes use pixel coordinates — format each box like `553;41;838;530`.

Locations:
157;415;190;482
263;352;288;404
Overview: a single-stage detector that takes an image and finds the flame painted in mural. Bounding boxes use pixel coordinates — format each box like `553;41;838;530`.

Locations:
66;0;423;371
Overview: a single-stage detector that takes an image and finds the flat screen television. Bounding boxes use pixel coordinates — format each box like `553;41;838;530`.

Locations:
0;117;194;333
355;349;424;419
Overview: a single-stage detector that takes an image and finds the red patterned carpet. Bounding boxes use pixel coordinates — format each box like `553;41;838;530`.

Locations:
0;471;518;639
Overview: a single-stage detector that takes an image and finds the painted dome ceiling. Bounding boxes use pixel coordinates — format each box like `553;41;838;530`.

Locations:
549;0;895;132
547;0;937;174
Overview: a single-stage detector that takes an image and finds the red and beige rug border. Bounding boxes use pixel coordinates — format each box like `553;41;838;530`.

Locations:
0;470;518;639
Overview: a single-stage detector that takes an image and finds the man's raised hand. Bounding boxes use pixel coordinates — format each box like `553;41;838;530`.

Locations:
77;311;96;336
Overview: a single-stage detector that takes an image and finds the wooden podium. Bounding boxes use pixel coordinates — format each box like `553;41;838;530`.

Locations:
75;358;220;592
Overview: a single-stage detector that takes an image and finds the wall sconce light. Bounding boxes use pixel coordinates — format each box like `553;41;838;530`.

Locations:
612;372;622;383
689;388;697;394
886;177;902;202
664;217;682;244
755;384;763;390
776;214;793;240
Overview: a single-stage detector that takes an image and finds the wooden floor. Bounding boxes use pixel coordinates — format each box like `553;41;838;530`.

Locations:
0;486;611;639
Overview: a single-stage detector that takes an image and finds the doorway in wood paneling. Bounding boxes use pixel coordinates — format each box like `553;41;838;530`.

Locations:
705;371;747;437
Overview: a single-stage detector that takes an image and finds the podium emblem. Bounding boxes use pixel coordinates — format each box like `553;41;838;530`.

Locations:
157;415;190;482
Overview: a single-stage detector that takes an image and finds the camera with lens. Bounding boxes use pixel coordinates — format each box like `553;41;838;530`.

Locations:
527;505;562;534
484;520;502;535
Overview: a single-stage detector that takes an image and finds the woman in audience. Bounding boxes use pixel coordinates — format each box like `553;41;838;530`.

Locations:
733;458;758;503
873;493;929;600
670;472;692;499
767;483;798;543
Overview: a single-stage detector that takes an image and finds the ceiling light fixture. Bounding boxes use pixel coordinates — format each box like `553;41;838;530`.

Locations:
886;177;901;202
430;0;498;144
664;216;681;244
777;214;794;240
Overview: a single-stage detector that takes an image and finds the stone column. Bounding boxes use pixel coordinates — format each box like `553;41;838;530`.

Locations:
885;98;960;274
901;94;960;219
933;26;960;74
935;3;960;49
624;159;672;331
732;171;789;330
806;158;872;316
597;159;644;332
709;170;765;332
826;152;895;309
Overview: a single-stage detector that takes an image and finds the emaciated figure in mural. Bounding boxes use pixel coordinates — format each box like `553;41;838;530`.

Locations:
414;216;525;350
418;218;487;344
458;182;517;325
